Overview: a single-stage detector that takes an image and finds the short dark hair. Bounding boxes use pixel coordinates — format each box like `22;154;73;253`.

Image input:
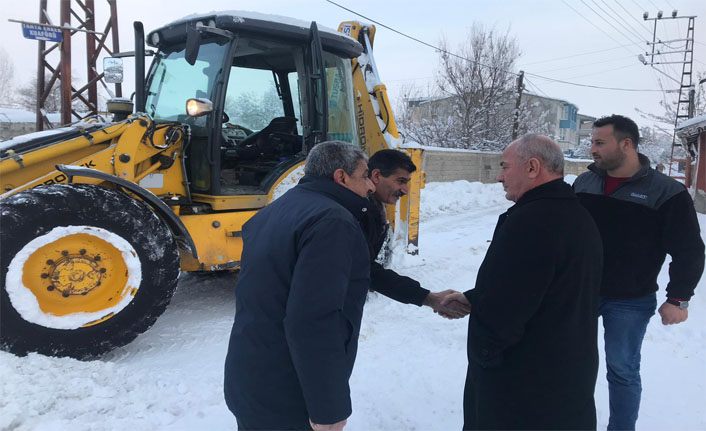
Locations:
368;149;417;177
593;114;640;148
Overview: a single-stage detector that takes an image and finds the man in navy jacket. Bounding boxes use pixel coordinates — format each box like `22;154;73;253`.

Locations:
224;141;375;431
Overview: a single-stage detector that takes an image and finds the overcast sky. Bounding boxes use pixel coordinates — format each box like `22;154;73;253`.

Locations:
1;0;704;128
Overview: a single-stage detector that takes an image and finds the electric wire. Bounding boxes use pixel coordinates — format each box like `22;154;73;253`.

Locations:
533;55;636;74
578;0;647;49
614;0;654;36
564;62;641;79
645;0;664;11
593;0;652;43
560;0;640;55
518;44;634;66
324;0;682;93
524;77;550;98
659;20;682;78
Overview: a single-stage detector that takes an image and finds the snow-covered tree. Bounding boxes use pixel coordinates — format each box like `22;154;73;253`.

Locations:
571;126;673;164
16;74;61;113
225;86;284;131
639;126;673;164
398;24;521;150
0;48;14;102
16;71;91;114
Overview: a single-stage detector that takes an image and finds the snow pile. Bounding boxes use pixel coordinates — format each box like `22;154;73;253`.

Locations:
1;180;705;430
420;180;510;220
6;225;141;329
271;165;305;201
0;107;62;124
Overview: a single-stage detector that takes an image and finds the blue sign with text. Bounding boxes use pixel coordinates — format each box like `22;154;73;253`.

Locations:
22;23;62;42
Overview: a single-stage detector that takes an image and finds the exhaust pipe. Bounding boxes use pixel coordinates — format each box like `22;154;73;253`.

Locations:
134;21;145;113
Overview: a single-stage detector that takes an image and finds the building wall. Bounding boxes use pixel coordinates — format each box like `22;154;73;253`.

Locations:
0;122;37;141
694;133;706;213
421;148;591;183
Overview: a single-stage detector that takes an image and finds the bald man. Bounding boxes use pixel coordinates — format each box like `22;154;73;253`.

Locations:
444;134;604;430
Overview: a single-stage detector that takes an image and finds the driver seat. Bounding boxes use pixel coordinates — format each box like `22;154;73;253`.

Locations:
236;116;298;160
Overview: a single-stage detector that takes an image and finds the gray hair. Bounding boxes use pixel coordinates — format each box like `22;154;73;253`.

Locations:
305;141;368;177
511;133;564;175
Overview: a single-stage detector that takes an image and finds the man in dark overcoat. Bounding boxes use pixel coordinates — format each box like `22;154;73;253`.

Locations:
223;141;375;431
444;134;604;430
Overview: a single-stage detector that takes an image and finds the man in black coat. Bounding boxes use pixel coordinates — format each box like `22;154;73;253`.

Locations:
362;149;470;318
444;134;604;430
224;141;375;431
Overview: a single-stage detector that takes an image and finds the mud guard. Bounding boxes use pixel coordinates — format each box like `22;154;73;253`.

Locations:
56;164;198;258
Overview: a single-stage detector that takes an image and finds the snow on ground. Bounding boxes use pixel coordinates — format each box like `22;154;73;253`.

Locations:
2;179;706;430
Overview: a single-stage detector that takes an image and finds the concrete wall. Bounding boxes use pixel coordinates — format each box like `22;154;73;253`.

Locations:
0;122;37;141
421;148;591;184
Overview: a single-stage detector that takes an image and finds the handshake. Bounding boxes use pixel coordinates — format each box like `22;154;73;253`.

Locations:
423;290;471;319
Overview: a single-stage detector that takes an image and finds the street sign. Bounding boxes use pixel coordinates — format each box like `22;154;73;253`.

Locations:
21;23;62;42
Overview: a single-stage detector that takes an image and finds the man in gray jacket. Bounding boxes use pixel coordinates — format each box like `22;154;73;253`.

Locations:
573;114;704;430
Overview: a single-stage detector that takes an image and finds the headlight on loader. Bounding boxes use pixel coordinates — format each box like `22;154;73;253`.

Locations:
185;98;214;117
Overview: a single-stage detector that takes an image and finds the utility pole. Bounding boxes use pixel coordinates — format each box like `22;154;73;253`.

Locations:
641;10;696;179
512;70;524;140
32;0;121;130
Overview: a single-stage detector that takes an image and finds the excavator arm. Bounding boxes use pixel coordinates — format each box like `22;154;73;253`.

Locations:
339;21;424;254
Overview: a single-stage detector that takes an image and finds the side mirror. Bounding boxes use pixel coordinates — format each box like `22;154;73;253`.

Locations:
103;57;124;84
186;98;213;117
185;25;201;66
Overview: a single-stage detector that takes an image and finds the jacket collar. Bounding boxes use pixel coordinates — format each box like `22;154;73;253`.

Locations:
587;153;652;182
298;175;371;221
509;178;575;212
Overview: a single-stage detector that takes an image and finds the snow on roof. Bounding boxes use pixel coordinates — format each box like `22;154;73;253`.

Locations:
676;114;706;134
169;10;348;40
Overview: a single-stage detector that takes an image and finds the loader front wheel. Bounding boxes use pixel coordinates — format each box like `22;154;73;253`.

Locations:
0;184;180;359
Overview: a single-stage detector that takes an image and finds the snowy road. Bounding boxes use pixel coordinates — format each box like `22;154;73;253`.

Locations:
2;180;705;430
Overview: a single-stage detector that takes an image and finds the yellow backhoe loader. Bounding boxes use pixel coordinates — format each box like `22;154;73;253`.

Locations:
0;12;424;358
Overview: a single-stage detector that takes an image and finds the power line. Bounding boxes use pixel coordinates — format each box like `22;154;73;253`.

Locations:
525;72;677;92
628;0;649;14
578;0;646;49
534;55;634;74
659;20;682;78
518;43;634;66
647;67;676;106
593;0;652;43
564;62;640;79
560;0;639;55
614;0;654;36
646;0;663;11
323;0;513;75
325;0;675;93
524;78;550;98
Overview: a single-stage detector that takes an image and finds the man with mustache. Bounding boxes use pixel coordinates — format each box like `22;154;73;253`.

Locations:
573;114;704;430
363;149;469;318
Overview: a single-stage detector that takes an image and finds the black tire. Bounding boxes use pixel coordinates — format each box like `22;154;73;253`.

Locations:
0;184;180;359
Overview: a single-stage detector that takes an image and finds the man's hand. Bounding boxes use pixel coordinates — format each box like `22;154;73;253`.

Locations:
424;290;471;319
310;418;347;431
658;301;688;325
